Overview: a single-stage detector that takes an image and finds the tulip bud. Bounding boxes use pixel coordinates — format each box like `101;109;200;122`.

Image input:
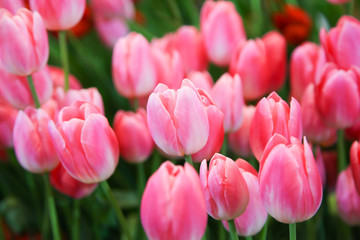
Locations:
0;0;25;14
141;161;207;240
187;71;213;93
91;0;135;19
94;15;129;48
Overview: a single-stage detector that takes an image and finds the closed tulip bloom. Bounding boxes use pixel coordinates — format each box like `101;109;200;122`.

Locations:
250;92;303;161
336;167;360;225
147;79;209;156
13;107;59;173
290;42;320;102
30;0;86;30
350;141;360;195
48;102;119;183
0;0;25;14
228;105;256;158
112;32;158;98
113;109;154;163
50;163;98;199
315;147;327;187
141;161;207;240
0;66;53;109
211;73;244;133
320;16;360;69
200;153;249;220
0;8;49;76
315;63;360;129
200;1;246;66
0;102;18;148
48;66;82;90
94;15;129;48
187;71;213;93
91;0;134;19
259;135;323;223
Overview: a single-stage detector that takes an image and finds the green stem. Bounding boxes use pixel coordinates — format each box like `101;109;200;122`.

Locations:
289;223;296;240
347;0;355;15
151;150;162;173
246;236;253;240
0;217;5;240
221;134;228;156
259;218;269;240
250;0;263;36
26;172;41;225
59;31;70;92
337;130;347;172
100;181;132;240
184;155;194;166
43;174;61;240
42;195;50;240
72;199;80;240
218;221;226;240
137;162;146;197
27;75;41;108
228;219;238;240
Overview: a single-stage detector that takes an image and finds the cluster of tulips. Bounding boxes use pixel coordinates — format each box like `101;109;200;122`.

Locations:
0;0;360;239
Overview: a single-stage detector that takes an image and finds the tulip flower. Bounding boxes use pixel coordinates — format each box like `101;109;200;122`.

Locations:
0;101;18;148
112;32;158;98
0;0;25;14
48;102;119;183
350;141;360;195
259;135;323;223
336;167;360;225
113;108;154;163
13;107;59;173
187;71;213;93
147;79;209;156
50;163;98;199
211;73;244;133
91;0;135;19
200;153;249;220
320;16;360;69
250;92;303;161
141;161;207;240
94;15;129;48
29;0;86;30
0;8;49;76
48;66;82;90
200;0;246;66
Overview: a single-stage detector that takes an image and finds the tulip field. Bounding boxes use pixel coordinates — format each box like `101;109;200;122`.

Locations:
1;0;360;239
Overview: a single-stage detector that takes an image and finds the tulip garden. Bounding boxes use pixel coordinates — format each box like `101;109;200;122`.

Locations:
1;0;360;239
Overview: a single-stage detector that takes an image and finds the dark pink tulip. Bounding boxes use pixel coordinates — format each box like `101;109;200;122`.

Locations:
13;107;59;173
50;163;98;199
112;33;158;98
94;15;129;48
91;0;134;19
0;0;25;14
30;0;86;30
228;105;256;158
147;79;209;156
0;102;18;148
200;0;246;66
315;63;360;129
141;161;207;240
113;108;154;163
48;66;82;90
259;135;323;223
290;42;320;102
250;92;302;161
350;141;360;195
0;8;48;76
48;102;119;183
336;167;360;225
301;84;337;147
320;16;360;70
187;71;213;93
200;153;249;220
211;73;244;133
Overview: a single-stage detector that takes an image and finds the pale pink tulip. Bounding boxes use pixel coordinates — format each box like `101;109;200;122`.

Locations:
0;0;25;14
186;71;213;93
141;161;207;240
91;0;134;19
94;15;129;48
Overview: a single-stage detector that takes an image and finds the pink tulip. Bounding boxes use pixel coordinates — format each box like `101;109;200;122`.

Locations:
94;15;129;48
141;161;207;240
151;33;174;53
315;63;360;129
0;0;25;14
48;102;119;183
228;105;256;158
320;16;360;69
113;108;154;163
211;73;244;132
222;159;267;237
250;92;303;161
91;0;134;19
315;147;327;187
13;107;59;173
230;31;286;100
350;141;360;195
147;79;209;156
48;66;82;90
200;0;246;66
186;71;213;93
200;153;249;220
112;32;158;98
191;89;224;162
290;42;320;102
301;84;337;147
0;65;53;109
259;135;323;223
336;167;360;225
0;8;48;76
50;163;98;199
29;0;86;30
0;101;18;148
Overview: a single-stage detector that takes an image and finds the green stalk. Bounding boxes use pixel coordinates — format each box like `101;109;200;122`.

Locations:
228;219;238;240
218;221;226;240
27;75;40;108
100;181;132;240
259;218;269;240
72;199;80;240
137;162;146;197
290;223;296;240
59;31;70;92
221;134;228;156
184;155;194;166
151;150;162;173
43;174;61;240
337;130;347;172
246;236;253;240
